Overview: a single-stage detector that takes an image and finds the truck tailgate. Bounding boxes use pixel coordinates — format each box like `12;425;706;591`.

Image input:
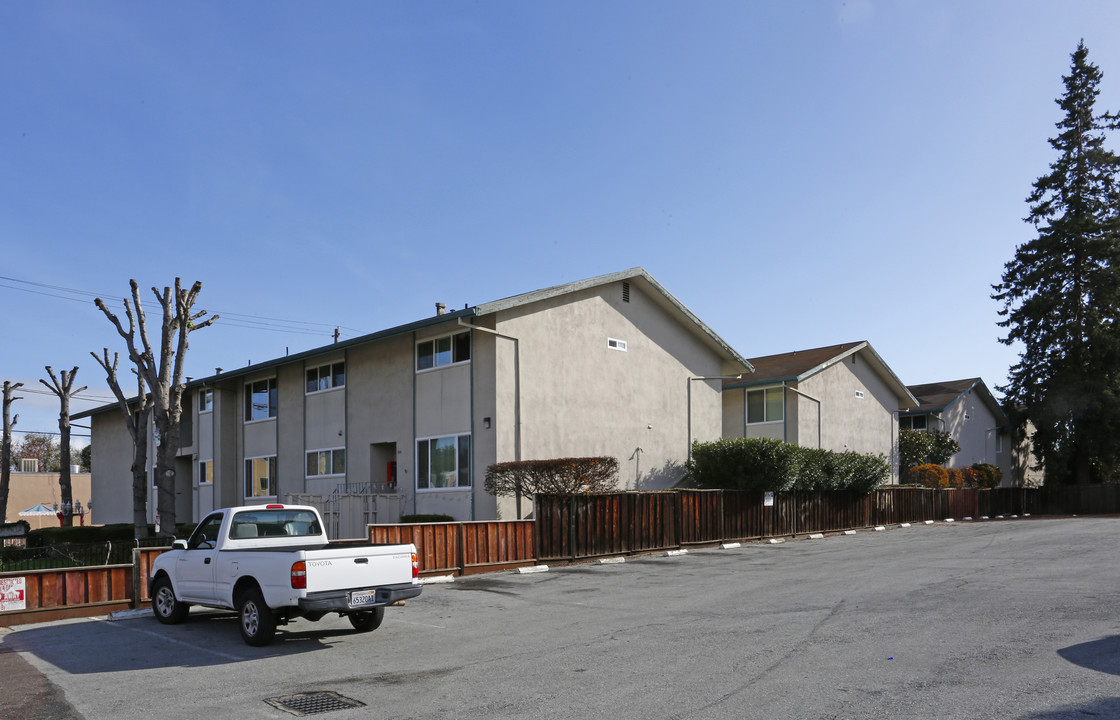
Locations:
303;545;415;592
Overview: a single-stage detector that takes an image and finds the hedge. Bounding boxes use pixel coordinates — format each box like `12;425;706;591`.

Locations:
687;437;889;494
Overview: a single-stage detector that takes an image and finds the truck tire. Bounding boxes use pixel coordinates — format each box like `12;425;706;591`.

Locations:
152;575;190;624
348;607;385;633
237;587;277;646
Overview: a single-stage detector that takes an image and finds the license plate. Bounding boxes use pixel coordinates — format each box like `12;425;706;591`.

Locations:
348;590;377;608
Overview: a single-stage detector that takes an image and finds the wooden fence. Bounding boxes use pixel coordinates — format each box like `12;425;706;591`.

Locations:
534;486;1120;563
369;520;536;576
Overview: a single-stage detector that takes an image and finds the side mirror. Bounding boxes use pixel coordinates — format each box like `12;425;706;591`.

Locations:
172;539;188;550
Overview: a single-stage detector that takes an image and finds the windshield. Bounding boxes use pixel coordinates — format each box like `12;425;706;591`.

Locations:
229;509;321;539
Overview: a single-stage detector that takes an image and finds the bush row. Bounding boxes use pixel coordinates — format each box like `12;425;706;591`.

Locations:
687;438;890;494
27;522;195;548
907;462;1003;489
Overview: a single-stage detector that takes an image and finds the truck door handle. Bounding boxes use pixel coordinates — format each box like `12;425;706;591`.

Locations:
354;558;368;564
204;558;211;564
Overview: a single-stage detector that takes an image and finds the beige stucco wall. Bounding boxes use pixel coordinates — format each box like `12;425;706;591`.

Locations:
935;393;1012;482
89;410;134;525
487;280;727;508
800;357;900;481
3;472;93;528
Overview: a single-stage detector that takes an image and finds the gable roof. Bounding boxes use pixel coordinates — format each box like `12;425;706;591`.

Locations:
902;378;1007;424
76;267;751;419
474;267;753;373
724;341;919;409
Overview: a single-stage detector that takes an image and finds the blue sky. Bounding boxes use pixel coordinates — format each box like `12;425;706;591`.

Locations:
3;1;1120;444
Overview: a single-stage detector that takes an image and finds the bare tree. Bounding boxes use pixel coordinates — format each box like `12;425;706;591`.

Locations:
1;381;23;523
95;279;217;537
90;350;153;538
40;367;87;527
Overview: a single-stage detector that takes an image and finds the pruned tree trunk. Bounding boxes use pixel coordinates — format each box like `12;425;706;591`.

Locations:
91;350;153;539
40;367;87;527
96;279;217;537
1;381;24;523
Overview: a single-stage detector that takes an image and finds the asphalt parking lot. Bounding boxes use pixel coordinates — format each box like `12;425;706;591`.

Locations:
3;516;1120;720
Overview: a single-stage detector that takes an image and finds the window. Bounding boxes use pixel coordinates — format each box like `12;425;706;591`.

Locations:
306;362;345;393
245;456;277;498
417;331;471;371
199;389;213;413
854;390;865;399
996;432;1004;453
608;338;627;352
199;460;213;485
417;434;471;489
188;513;223;549
306;448;346;477
900;415;928;431
244;378;278;422
747;387;784;424
20;458;39;473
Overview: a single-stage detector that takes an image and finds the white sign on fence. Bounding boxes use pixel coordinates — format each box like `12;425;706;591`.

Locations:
0;576;26;612
764;492;775;507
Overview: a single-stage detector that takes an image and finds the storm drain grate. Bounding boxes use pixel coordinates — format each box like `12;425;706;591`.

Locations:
264;691;366;716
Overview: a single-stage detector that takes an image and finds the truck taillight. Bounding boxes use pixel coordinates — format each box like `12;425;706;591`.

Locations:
291;561;307;589
412;552;419;579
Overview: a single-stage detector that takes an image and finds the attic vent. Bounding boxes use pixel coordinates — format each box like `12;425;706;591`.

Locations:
855;391;865;399
21;458;39;473
608;338;628;352
622;282;630;303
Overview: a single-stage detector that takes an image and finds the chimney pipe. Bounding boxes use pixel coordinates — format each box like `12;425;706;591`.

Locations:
436;303;446;316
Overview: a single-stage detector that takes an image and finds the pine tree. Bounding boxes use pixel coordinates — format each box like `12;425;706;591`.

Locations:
993;41;1120;484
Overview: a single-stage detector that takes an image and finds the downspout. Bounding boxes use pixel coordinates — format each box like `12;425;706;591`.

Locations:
784;384;822;449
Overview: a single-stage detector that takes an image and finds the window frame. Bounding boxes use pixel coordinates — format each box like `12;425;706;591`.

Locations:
244;455;277;500
901;415;928;432
306;362;346;394
199;460;213;485
199;389;213;414
306;447;346;478
416;331;471;372
746;387;784;425
416;433;471;491
244;378;278;423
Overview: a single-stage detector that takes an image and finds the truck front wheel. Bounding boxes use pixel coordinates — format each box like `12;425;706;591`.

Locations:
237;588;277;646
152;576;189;624
348;607;385;633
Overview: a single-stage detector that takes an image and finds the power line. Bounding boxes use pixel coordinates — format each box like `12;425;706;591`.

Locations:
0;275;369;339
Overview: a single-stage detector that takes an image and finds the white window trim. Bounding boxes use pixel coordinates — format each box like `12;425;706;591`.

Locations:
608;337;627;352
305;362;346;395
416;331;472;373
198;459;213;485
244;378;278;424
244;455;277;500
306;447;346;478
416;432;472;492
745;386;784;425
199;389;214;414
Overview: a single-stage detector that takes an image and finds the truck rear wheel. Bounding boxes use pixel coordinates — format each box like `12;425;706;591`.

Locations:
348;607;385;632
238;588;277;646
152;575;189;624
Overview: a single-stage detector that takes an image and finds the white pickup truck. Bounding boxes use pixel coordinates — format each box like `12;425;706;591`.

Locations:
149;504;421;646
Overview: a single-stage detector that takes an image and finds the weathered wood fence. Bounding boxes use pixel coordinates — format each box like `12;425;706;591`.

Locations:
370;520;536;577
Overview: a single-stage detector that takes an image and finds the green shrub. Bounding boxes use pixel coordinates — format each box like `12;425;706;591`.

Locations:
688;438;888;493
28;522;194;548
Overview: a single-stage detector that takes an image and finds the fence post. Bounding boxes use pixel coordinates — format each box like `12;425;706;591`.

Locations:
458;523;467;576
569;495;577;563
131;547;142;610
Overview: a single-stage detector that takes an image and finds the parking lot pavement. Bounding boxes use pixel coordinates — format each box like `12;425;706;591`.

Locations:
4;516;1120;720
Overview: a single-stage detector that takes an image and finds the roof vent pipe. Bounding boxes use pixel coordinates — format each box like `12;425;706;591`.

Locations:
436;303;446;316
